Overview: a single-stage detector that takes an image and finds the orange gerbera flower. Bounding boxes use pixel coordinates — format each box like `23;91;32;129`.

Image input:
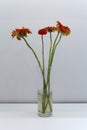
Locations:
56;21;71;36
45;26;58;32
38;28;47;35
11;27;32;40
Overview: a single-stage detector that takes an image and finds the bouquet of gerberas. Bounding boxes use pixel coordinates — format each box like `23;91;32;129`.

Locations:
11;21;71;117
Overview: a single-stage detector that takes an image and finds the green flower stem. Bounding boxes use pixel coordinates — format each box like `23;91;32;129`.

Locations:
41;35;48;113
42;93;46;113
41;33;53;113
46;32;52;93
41;35;46;90
44;94;52;112
49;32;59;68
53;32;59;46
22;37;43;76
50;34;62;67
46;32;59;88
46;33;62;92
42;32;53;114
42;92;52;113
50;32;60;67
55;34;62;48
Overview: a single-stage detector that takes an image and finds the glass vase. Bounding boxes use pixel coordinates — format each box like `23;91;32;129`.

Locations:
38;89;52;117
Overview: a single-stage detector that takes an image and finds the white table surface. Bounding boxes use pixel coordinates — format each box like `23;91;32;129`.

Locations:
0;103;87;130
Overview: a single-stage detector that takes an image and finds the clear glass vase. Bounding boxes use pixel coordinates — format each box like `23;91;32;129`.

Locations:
38;89;52;117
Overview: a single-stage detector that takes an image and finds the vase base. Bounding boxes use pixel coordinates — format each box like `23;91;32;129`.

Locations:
38;112;52;117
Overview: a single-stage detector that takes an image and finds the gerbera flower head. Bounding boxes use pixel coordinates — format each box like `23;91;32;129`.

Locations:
38;28;47;35
11;27;32;40
45;26;58;32
56;21;71;36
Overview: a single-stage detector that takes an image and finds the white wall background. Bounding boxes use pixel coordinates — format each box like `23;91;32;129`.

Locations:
0;0;87;103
